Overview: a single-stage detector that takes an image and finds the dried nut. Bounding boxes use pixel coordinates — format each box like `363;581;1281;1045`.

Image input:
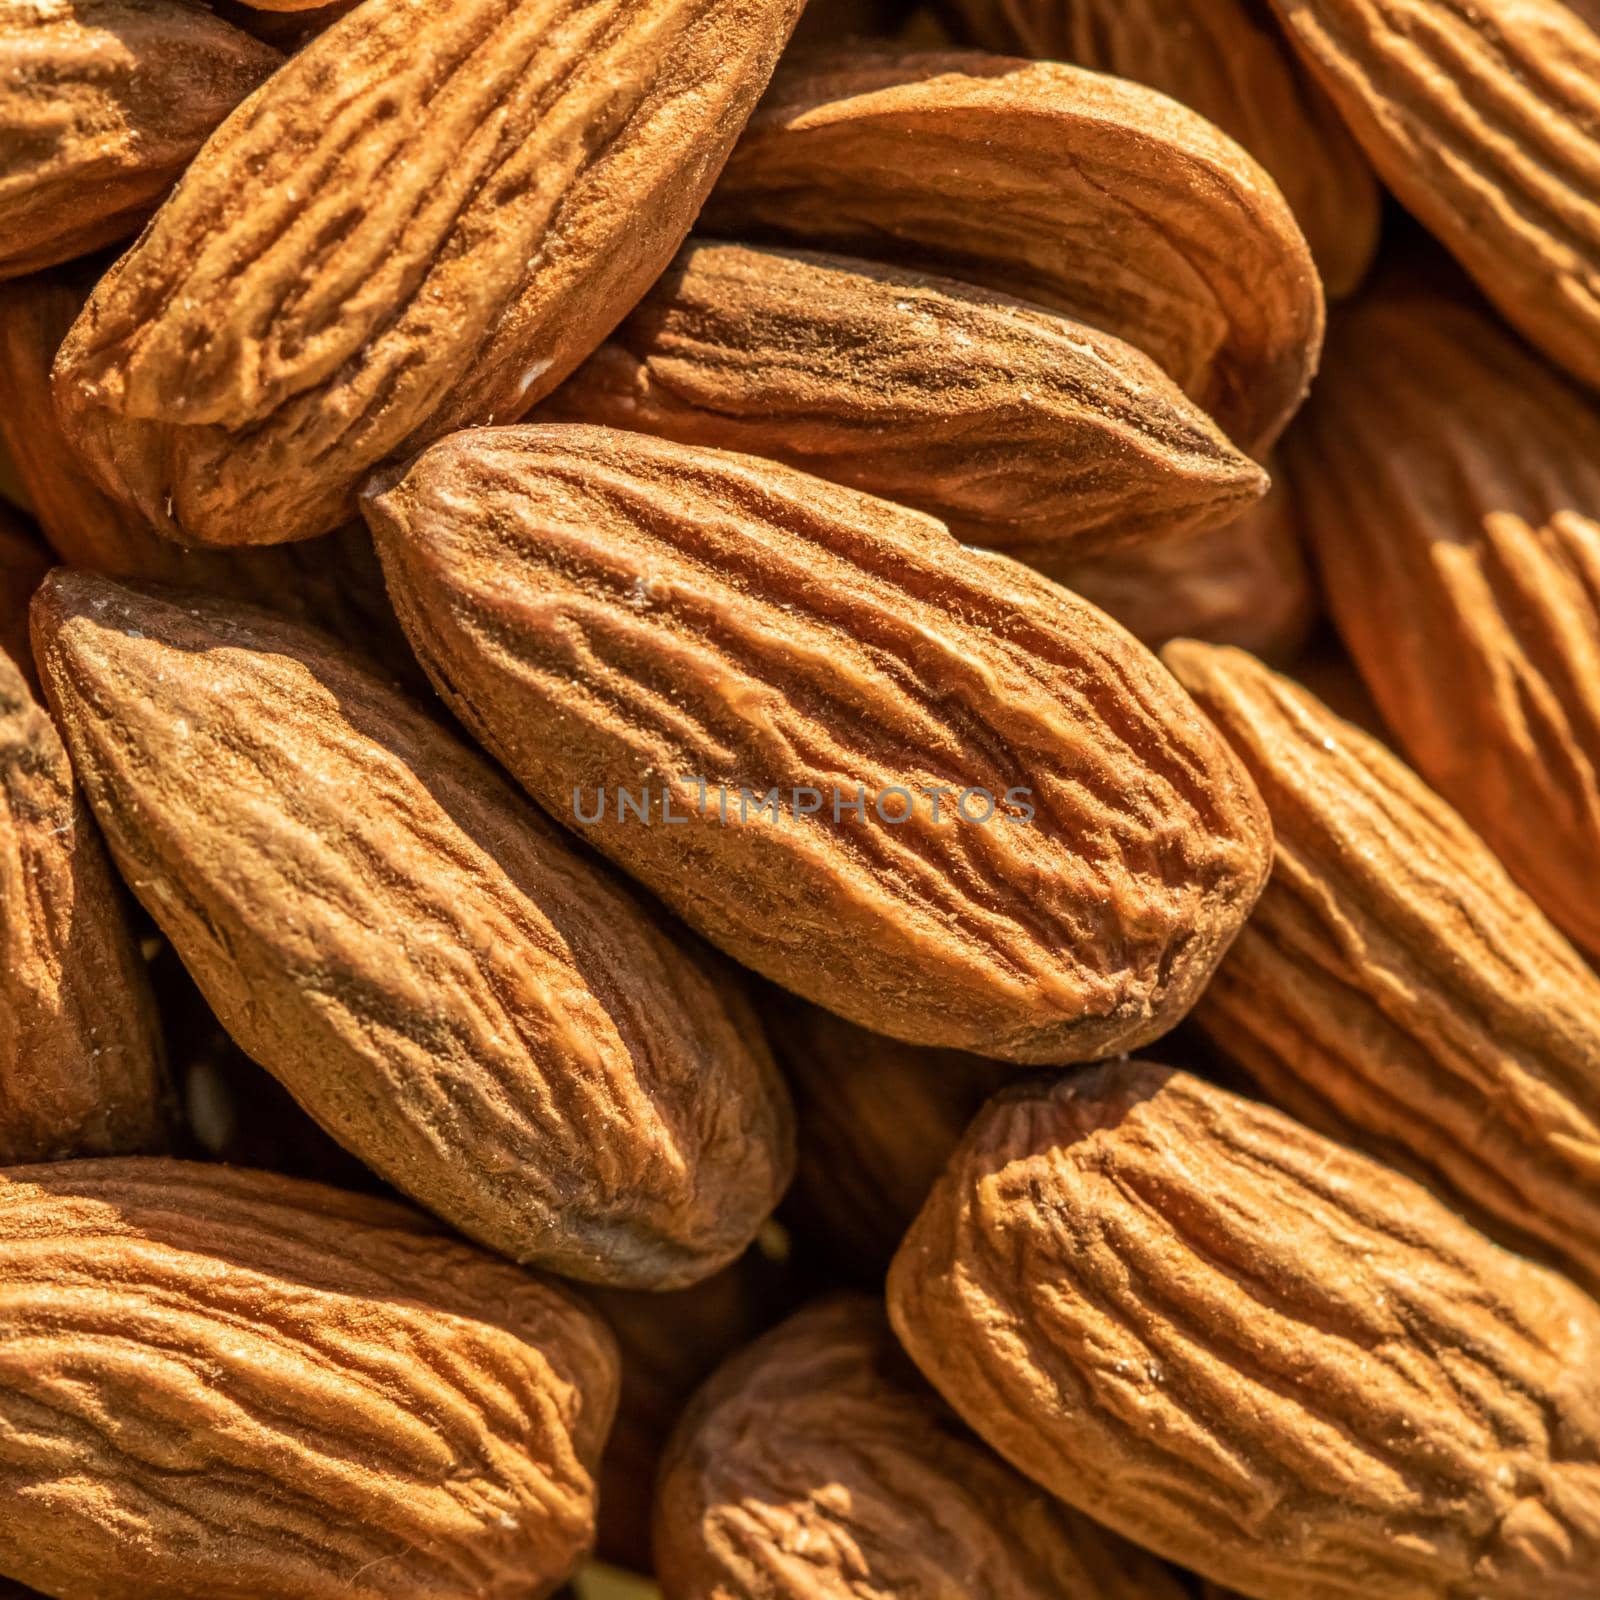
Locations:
654;1295;1189;1600
0;648;170;1162
0;0;280;279
943;0;1379;298
1165;639;1600;1295
366;424;1273;1065
1285;272;1600;963
31;572;794;1288
0;1158;618;1599
888;1062;1600;1600
543;239;1269;557
49;0;806;545
1040;463;1316;662
765;994;1015;1276
704;47;1324;455
1265;0;1600;392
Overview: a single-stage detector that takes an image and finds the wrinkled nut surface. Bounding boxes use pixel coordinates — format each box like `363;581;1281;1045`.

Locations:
889;1062;1600;1600
0;648;169;1163
705;47;1324;454
945;0;1380;297
31;571;794;1288
50;0;805;544
0;1158;619;1600
367;424;1273;1064
1287;274;1600;964
654;1295;1189;1600
0;0;280;280
544;239;1269;556
1267;0;1600;391
1166;639;1600;1295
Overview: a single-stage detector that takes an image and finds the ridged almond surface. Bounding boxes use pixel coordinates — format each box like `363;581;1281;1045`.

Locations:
1266;0;1600;391
30;571;794;1288
1166;639;1600;1294
703;47;1324;455
0;648;169;1163
889;1062;1600;1600
0;0;280;279
0;1158;618;1599
1286;274;1600;962
654;1295;1189;1600
366;424;1273;1065
50;0;805;545
944;0;1379;297
543;240;1268;556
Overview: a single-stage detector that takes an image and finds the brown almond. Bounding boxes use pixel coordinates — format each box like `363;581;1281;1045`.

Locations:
0;1158;618;1599
50;0;806;545
1266;0;1600;392
704;47;1324;455
31;571;794;1288
543;239;1269;557
889;1062;1600;1600
366;424;1273;1065
1165;638;1600;1295
1285;270;1600;962
654;1295;1189;1600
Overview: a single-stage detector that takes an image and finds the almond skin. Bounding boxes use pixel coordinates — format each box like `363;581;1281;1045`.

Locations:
704;47;1324;455
889;1063;1600;1600
1285;270;1600;963
654;1295;1189;1600
543;239;1269;557
50;0;806;545
1165;638;1600;1296
30;571;794;1288
0;0;280;279
366;424;1273;1065
0;1158;619;1599
1266;0;1600;392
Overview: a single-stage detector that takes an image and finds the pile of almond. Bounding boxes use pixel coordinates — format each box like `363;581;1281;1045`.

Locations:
3;0;1600;1595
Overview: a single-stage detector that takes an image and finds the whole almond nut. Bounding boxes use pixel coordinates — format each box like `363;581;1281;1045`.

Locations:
50;0;806;545
543;239;1269;557
889;1062;1600;1600
943;0;1380;298
31;571;794;1288
0;0;280;279
654;1295;1190;1600
1165;638;1600;1295
0;1158;619;1599
1266;0;1600;392
365;424;1273;1065
1285;270;1600;963
703;47;1324;455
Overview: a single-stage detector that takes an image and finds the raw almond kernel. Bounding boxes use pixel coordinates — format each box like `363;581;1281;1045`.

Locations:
1265;0;1600;392
944;0;1380;298
49;0;806;545
1285;269;1600;963
367;425;1273;1065
0;1158;618;1600
31;571;794;1289
1164;638;1600;1295
888;1063;1600;1600
654;1295;1190;1600
0;0;280;279
0;647;170;1163
542;240;1269;557
703;47;1324;455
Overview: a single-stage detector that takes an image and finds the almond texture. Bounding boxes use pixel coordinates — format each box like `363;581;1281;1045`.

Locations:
31;572;794;1288
889;1062;1600;1600
367;424;1273;1065
50;0;806;544
0;1158;619;1599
